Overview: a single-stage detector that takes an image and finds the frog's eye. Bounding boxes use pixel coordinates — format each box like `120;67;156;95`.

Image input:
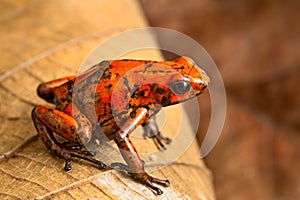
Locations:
172;80;191;95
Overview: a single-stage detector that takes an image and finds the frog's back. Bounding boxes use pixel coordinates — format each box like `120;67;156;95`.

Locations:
72;60;158;125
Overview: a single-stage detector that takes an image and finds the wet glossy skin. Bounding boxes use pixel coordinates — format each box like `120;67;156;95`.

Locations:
31;56;209;195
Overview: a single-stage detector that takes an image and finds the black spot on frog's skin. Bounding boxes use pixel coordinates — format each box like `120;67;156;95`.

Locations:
142;60;152;64
161;95;170;105
102;69;112;80
65;80;74;88
105;84;113;90
150;84;156;91
68;88;73;96
130;110;136;118
138;90;145;97
155;87;165;94
131;88;142;99
120;59;131;62
70;126;76;132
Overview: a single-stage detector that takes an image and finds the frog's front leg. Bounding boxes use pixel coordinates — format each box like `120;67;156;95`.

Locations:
113;108;170;195
31;105;106;170
142;116;172;150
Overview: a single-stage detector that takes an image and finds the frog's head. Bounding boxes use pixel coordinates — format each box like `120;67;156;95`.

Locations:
125;56;209;109
159;56;210;106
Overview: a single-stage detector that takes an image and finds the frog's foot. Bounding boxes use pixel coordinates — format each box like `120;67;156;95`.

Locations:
142;117;172;150
150;131;172;150
111;162;169;195
51;144;106;171
130;172;170;195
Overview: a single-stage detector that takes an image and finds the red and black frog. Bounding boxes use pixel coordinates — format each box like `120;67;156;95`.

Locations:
31;56;210;195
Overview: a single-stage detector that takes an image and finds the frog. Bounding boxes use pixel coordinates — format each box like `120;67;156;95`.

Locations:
31;56;210;195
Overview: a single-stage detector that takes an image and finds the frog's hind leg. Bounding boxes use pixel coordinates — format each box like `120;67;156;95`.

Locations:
31;105;106;171
142;116;172;150
37;76;76;103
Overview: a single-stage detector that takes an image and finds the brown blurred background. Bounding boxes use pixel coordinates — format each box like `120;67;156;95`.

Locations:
140;0;300;199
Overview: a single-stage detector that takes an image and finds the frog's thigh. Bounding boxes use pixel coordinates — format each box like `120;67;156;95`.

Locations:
32;105;85;144
37;76;75;101
32;105;106;171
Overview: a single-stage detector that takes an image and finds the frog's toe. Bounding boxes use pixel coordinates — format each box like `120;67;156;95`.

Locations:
130;172;170;195
149;132;172;150
64;159;72;171
52;144;106;170
142;117;172;150
150;176;170;187
146;180;163;195
95;161;107;169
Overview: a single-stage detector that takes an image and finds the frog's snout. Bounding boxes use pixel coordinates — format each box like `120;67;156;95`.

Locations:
191;68;210;94
201;69;210;88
